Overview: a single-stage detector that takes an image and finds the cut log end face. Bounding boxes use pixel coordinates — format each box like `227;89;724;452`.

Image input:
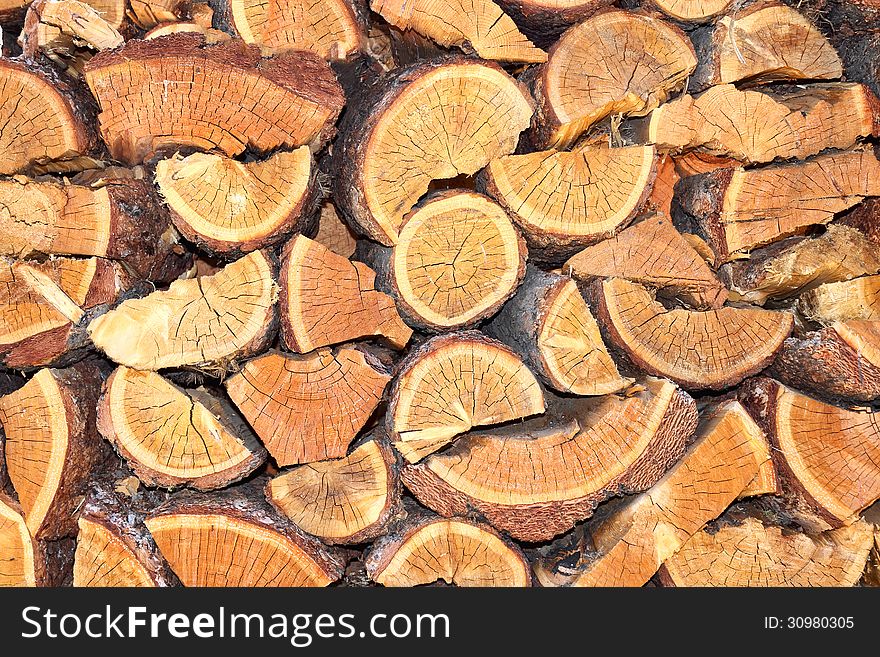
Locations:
73;517;157;587
0;495;39;587
650;0;731;22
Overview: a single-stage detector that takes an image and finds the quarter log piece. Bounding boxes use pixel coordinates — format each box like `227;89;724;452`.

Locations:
769;321;880;403
646;0;731;22
0;364;107;540
564;215;727;310
633;83;880;164
365;513;531;586
402;377;696;542
798;276;880;323
334;57;534;246
144;487;346;586
529;11;696;149
481;144;657;261
83;34;345;164
0;494;45;586
740;378;880;531
370;0;546;63
267;437;400;544
224;347;391;467
492;0;613;48
674;150;880;263
97;366;267;489
588;278;793;390
279;235;411;352
312;202;356;258
687;2;842;92
155;147;316;256
88;249;277;372
386;332;546;463
485;265;631;396
659;517;874;587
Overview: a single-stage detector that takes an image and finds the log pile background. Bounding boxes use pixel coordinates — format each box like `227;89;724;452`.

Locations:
2;0;880;587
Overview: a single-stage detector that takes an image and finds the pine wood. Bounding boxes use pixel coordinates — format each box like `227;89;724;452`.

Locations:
493;0;612;48
334;57;534;246
128;0;181;28
0;493;44;586
530;10;696;149
144;20;230;41
589;278;793;390
267;437;400;544
312;202;356;259
88;249;277;372
225;347;390;467
83;33;345;164
647;154;678;217
402;377;696;542
646;0;731;22
799;275;880;324
485;266;631;396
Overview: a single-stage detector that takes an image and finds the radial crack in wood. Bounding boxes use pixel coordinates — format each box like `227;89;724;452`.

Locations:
798;275;880;324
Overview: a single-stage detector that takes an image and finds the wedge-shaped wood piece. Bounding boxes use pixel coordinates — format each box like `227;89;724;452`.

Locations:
155;148;315;256
365;513;531;586
482;145;657;260
485;266;631;396
334;57;534;246
0;493;44;587
267;437;400;544
530;11;696;149
799;276;880;324
675;150;880;263
770;321;880;403
659;517;874;587
83;34;345;164
313;202;356;258
89;250;277;372
589;278;793;390
493;0;613;48
565;216;727;310
225;347;390;467
145;487;347;586
371;0;545;63
403;377;696;542
647;0;731;22
635;83;879;164
0;364;107;540
387;332;546;463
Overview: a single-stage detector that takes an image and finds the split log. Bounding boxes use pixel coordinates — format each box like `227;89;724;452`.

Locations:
481;144;657;261
646;154;678;217
674;150;880;264
0;0;29;22
155;147;316;256
280;235;411;352
0;493;44;586
97;366;267;489
128;0;182;28
484;265;632;396
646;0;731;22
88;249;277;372
224;347;390;467
529;10;696;149
267;437;401;544
144;20;229;41
312;202;356;259
386;332;546;463
370;0;546;63
144;486;347;586
564;215;727;310
83;34;345;164
402;377;696;542
492;0;612;49
659;517;874;587
588;278;793;390
798;275;880;324
334;57;534;246
687;2;842;92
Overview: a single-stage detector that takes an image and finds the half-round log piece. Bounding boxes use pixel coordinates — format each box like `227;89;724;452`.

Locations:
267;437;400;544
674;150;880;264
334;57;534;246
798;276;880;324
485;266;631;396
98;367;267;489
144;487;346;586
365;515;530;586
589;278;793;390
769;321;880;403
83;34;345;164
564;215;727;310
646;0;731;22
313;202;356;258
280;235;411;352
0;364;106;540
225;347;391;467
493;0;612;48
688;2;842;92
634;83;879;165
482;144;657;260
0;493;43;587
387;332;546;463
530;11;696;149
155;147;315;255
403;377;696;542
659;517;873;587
371;0;545;63
88;249;277;372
